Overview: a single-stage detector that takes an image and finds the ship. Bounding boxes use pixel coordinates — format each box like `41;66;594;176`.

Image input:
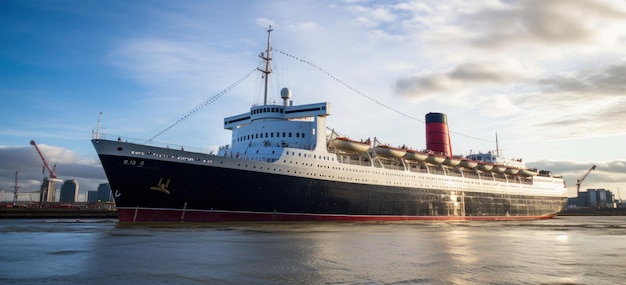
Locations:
92;27;568;222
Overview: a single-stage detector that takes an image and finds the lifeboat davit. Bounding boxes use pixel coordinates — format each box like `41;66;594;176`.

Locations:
403;149;428;161
330;137;370;153
374;145;407;158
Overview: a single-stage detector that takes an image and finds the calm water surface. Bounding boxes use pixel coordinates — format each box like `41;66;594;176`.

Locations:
0;216;625;284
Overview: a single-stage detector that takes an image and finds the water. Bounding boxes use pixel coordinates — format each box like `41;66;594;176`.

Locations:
0;217;624;285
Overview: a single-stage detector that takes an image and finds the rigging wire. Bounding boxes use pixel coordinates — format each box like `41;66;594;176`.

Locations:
147;68;258;142
274;48;422;123
274;48;493;143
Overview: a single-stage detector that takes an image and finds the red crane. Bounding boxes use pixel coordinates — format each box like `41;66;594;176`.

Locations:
576;165;596;197
30;140;57;179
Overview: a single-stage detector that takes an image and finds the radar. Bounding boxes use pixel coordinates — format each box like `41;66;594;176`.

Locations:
281;87;292;106
280;87;292;99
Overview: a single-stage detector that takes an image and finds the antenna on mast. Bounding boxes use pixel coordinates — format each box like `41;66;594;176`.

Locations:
258;25;273;105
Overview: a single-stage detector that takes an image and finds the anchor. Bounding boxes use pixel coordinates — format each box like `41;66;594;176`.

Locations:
149;178;171;195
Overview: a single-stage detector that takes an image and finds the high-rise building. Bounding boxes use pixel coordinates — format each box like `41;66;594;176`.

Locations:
97;183;113;202
87;191;99;203
59;179;79;203
568;188;617;209
39;178;57;204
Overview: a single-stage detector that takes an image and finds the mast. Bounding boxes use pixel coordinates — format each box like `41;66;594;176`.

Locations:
258;25;273;105
495;132;500;157
96;112;102;139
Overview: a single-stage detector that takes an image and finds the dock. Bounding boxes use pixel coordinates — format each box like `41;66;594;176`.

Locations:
0;207;118;219
559;208;626;216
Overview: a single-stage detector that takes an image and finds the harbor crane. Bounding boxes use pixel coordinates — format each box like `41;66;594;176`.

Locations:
30;140;57;178
576;165;596;197
29;140;62;205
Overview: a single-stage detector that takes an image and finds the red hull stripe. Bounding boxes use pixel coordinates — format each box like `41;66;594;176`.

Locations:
117;207;557;222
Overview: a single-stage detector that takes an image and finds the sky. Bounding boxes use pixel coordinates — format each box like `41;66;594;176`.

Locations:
1;0;625;201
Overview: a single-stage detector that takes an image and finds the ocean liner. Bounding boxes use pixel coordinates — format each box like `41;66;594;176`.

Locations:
92;27;568;222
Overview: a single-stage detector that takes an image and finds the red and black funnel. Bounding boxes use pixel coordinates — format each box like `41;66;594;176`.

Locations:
425;112;452;157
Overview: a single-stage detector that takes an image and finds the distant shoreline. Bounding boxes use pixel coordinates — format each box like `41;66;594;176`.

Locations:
0;207;118;219
559;208;626;216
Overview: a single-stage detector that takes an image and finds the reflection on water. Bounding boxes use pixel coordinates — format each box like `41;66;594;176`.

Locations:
0;217;625;284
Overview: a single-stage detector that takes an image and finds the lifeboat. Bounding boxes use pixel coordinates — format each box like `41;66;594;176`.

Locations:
374;145;407;158
330;137;370;153
460;159;478;169
476;163;493;171
505;167;520;175
519;168;538;176
403;149;428;161
492;165;507;173
426;153;445;164
443;157;462;166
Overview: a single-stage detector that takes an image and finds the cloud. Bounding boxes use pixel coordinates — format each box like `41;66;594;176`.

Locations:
256;18;275;28
530;160;626;196
394;62;524;98
0;145;42;173
349;5;397;27
507;62;626;138
378;0;626;142
285;21;320;32
465;0;626;48
538;63;626;97
529;100;626;139
108;39;227;92
0;144;107;201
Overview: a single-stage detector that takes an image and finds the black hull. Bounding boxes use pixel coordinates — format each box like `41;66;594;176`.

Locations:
97;153;567;222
